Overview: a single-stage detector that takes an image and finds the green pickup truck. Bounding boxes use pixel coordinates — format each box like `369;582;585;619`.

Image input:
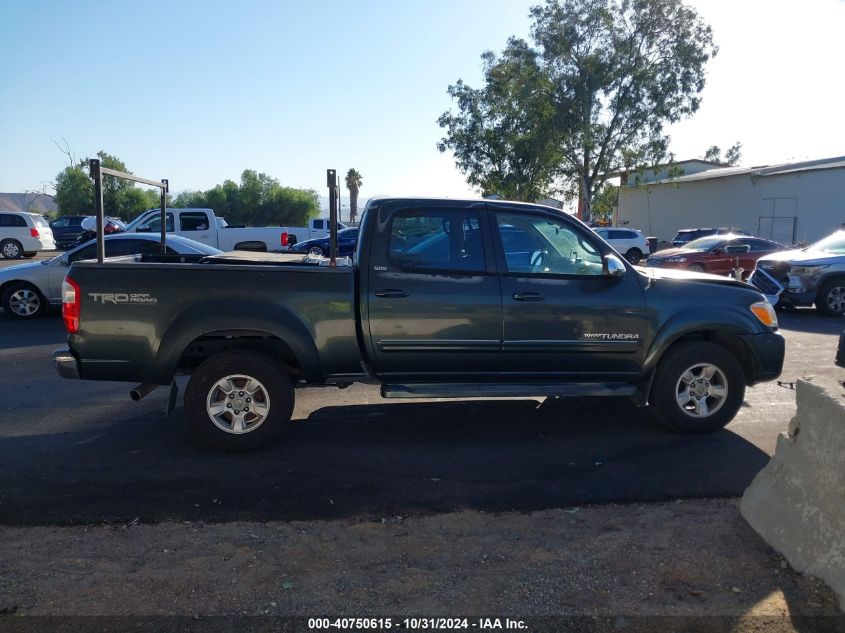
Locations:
54;198;785;451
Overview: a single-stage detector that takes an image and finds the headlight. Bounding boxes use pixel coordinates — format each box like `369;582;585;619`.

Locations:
750;300;778;328
791;264;829;277
665;257;688;263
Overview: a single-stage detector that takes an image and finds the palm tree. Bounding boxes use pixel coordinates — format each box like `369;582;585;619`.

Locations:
344;168;363;224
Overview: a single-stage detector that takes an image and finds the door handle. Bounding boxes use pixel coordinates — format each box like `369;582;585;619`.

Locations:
512;292;545;302
374;289;409;298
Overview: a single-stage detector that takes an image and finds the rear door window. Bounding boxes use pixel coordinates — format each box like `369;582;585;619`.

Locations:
389;210;485;272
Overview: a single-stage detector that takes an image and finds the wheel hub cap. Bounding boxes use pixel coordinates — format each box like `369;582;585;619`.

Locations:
676;363;728;418
10;289;39;315
206;374;270;434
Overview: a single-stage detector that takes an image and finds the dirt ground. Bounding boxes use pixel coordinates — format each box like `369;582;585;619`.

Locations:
0;498;839;626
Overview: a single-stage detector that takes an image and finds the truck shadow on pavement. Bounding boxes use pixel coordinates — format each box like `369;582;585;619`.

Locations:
0;396;772;527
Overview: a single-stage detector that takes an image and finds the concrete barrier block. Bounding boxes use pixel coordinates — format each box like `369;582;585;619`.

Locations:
741;377;845;611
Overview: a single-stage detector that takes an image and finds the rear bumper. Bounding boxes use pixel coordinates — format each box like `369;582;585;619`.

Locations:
53;349;80;379
739;332;785;384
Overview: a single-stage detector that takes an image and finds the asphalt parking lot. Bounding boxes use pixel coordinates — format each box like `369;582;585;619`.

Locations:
1;252;842;527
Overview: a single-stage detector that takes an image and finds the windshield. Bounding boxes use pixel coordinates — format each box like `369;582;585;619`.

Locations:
683;236;725;251
124;210;158;231
808;231;845;254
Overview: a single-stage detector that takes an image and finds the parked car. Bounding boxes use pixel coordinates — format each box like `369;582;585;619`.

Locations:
671;227;749;248
49;215;92;249
646;235;783;277
0;211;56;259
593;227;650;263
289;227;359;257
55;198;783;451
749;230;845;315
0;233;220;319
124;208;290;252
287;218;348;245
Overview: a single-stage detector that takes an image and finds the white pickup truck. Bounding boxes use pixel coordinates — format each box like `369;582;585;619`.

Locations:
124;208;291;252
124;209;348;251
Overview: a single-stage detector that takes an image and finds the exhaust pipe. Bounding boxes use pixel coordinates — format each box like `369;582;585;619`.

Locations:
130;383;159;401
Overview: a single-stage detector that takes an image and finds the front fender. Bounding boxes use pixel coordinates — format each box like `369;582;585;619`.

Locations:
634;306;764;405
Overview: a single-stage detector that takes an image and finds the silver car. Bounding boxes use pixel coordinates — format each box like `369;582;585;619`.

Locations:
749;230;845;315
0;233;221;319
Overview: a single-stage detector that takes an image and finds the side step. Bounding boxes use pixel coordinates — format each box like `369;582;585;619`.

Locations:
381;382;637;399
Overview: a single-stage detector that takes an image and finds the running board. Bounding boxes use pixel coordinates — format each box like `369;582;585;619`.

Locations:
381;382;637;399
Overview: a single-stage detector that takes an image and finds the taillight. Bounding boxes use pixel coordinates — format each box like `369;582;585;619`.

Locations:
62;277;81;334
30;228;39;238
281;232;289;247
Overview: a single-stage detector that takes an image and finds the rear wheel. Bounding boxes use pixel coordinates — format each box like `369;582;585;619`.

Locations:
184;351;294;451
816;277;845;316
688;263;706;273
0;239;22;260
1;282;47;319
308;245;324;257
650;341;745;433
624;248;643;264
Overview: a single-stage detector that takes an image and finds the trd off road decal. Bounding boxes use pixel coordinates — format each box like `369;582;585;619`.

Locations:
89;293;158;305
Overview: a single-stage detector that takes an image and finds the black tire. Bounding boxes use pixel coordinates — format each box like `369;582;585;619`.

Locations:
1;282;48;319
624;248;643;264
687;263;706;273
0;239;23;260
307;245;324;257
815;277;845;316
650;341;745;434
184;351;294;452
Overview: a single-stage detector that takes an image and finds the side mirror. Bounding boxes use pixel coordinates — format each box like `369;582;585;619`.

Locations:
603;254;626;278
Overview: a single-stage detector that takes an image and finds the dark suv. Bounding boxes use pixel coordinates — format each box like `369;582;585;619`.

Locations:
672;227;749;248
49;215;91;249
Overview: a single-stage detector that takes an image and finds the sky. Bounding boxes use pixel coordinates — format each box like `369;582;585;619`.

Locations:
1;0;844;208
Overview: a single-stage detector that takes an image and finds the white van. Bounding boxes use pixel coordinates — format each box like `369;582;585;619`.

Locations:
0;211;56;259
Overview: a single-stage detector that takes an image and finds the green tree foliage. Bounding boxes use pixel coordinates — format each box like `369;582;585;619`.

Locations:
54;166;92;216
591;183;618;221
438;40;560;201
172;170;319;227
53;150;161;220
344;168;363;223
439;0;717;221
703;142;742;166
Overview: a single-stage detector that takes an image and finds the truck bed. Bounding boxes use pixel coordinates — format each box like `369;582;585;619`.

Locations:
66;257;361;385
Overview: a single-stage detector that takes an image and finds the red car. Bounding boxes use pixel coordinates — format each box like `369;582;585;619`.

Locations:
645;234;783;276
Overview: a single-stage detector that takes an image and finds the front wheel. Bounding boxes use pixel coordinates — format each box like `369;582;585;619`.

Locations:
307;245;324;257
625;248;643;264
184;351;294;451
687;263;706;273
816;277;845;316
649;341;745;433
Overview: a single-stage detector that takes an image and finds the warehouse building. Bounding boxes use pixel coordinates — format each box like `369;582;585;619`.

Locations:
615;156;845;245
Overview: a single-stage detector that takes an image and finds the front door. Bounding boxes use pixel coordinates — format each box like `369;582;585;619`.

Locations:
491;207;648;380
366;206;502;380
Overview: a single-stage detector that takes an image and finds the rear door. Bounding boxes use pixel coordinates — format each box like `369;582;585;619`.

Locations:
491;206;648;380
365;205;502;379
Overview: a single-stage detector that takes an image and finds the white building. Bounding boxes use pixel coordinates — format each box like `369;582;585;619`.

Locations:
616;156;845;245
